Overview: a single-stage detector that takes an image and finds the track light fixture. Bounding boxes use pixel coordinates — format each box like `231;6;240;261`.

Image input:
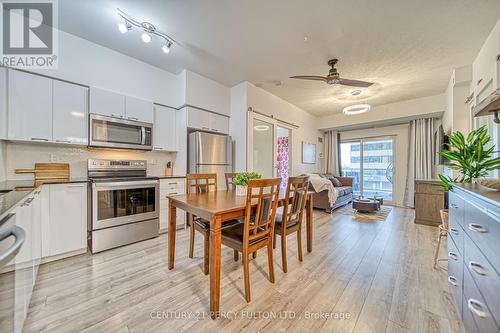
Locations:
117;8;176;54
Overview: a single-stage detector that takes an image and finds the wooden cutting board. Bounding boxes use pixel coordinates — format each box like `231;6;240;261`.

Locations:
15;163;70;186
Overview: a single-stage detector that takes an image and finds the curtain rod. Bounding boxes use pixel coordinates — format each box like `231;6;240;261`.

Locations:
247;107;300;129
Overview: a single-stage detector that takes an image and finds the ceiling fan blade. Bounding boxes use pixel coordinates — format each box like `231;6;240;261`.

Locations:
289;75;328;82
338;78;374;87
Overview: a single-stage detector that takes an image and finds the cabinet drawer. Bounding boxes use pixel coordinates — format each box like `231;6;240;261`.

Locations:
463;265;500;333
448;237;463;316
449;213;464;256
465;200;500;274
464;234;500;327
449;190;465;228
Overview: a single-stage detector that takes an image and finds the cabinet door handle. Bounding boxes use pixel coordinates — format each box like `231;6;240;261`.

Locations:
447;276;457;286
111;114;124;118
21;197;34;206
154;147;164;150
448;252;458;261
468;299;488;318
468;223;488;233
168;192;178;196
468;261;487;276
31;137;49;141
55;139;71;143
67;184;86;188
449;228;459;235
211;128;219;132
167;182;178;185
450;203;459;209
127;117;139;121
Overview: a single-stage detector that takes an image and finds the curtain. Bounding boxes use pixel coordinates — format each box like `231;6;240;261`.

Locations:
404;118;435;207
325;130;340;176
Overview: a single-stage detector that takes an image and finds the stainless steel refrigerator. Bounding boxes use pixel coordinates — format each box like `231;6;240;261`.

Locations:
188;131;233;189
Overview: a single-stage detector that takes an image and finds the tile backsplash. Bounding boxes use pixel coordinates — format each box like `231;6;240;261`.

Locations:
5;141;182;180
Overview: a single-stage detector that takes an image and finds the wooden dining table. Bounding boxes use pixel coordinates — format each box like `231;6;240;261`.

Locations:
167;189;314;319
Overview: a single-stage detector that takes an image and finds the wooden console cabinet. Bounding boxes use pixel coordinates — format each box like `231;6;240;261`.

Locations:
414;179;445;226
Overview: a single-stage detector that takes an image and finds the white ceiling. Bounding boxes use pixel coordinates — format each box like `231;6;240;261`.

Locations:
59;0;500;116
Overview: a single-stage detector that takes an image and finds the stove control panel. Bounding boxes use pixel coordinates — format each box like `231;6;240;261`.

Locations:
88;159;147;170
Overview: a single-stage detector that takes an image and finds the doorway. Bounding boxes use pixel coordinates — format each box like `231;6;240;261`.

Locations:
250;114;292;187
340;137;394;202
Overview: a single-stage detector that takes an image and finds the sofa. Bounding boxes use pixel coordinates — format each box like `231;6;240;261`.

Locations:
310;174;354;213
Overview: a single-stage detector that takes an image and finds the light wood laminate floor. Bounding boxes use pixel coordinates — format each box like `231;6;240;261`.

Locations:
23;207;464;333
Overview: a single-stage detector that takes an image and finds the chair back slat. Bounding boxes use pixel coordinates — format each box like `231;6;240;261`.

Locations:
282;176;310;227
186;173;217;194
243;178;281;244
225;172;237;191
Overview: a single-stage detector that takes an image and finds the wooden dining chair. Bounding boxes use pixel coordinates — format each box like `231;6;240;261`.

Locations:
221;178;281;302
186;173;217;275
273;176;310;273
225;172;238;191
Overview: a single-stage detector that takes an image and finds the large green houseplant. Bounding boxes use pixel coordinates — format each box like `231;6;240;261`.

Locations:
439;126;500;192
234;172;262;196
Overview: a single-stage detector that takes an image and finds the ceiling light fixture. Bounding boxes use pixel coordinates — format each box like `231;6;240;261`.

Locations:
254;125;270;131
141;32;152;43
351;90;362;96
118;20;132;34
117;8;176;54
342;104;371;115
162;41;173;53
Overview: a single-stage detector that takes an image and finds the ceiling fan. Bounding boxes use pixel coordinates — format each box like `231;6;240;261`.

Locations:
290;59;374;88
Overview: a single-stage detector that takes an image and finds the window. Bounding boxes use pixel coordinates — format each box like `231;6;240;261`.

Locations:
341;137;394;201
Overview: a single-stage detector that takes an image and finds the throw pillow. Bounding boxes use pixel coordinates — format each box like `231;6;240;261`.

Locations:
330;177;342;187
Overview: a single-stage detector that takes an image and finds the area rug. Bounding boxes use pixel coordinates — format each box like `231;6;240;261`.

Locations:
337;204;392;222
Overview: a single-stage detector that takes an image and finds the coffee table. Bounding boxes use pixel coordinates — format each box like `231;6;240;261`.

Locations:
352;198;380;213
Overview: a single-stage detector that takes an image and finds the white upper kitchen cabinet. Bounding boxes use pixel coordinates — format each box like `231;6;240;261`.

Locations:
153;104;177;151
52;81;89;145
125;96;154;123
186;107;229;134
89;87;125;118
8;70;53;142
184;70;230;116
186;107;211;131
0;68;7;139
49;183;87;256
209;112;230;134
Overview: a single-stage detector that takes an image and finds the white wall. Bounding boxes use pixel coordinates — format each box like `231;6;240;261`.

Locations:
230;82;248;172
4;142;178;180
318;94;446;130
340;124;409;207
33;30;183;108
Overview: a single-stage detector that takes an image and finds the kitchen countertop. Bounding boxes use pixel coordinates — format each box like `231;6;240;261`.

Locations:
454;183;500;207
0;178;89;218
155;175;186;179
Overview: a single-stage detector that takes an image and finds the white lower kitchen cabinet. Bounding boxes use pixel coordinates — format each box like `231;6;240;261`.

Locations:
48;183;88;256
153;104;177;151
52;81;89;145
159;178;186;232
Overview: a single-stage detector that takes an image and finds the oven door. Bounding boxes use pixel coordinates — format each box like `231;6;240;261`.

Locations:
92;180;159;230
89;114;152;150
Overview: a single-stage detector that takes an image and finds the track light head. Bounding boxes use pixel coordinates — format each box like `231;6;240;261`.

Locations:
162;41;173;54
118;21;132;34
141;32;152;43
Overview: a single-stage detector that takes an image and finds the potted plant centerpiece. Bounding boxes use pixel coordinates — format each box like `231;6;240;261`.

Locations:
438;126;500;199
234;172;262;196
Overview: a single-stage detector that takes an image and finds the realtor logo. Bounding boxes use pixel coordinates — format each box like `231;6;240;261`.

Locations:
1;0;58;68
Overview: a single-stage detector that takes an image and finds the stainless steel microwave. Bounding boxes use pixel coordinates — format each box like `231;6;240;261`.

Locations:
89;114;153;150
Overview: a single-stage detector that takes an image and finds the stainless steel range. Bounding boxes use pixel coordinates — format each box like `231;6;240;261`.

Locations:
88;159;159;253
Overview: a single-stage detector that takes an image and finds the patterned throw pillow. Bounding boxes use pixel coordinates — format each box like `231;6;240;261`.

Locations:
329;176;342;187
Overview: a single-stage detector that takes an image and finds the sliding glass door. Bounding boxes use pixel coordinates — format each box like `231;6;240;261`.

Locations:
340;137;394;202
